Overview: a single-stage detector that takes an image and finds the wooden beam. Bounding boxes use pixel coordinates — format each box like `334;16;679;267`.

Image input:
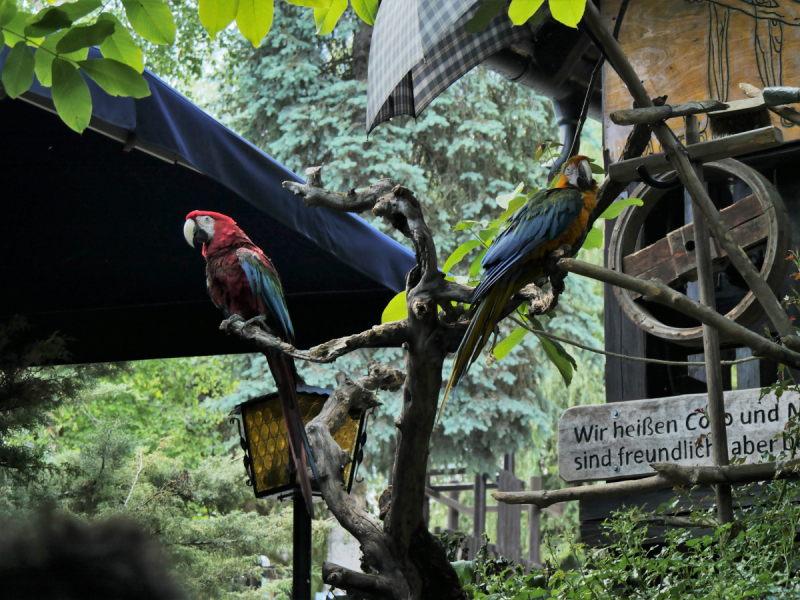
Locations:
424;487;473;517
428;482;498;492
493;458;800;508
622;194;765;283
610;100;727;125
608;126;784;183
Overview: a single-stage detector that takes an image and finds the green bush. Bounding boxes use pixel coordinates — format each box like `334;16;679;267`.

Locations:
457;478;800;599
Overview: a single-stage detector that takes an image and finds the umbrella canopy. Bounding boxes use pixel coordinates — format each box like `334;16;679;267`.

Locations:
367;0;531;133
1;47;416;364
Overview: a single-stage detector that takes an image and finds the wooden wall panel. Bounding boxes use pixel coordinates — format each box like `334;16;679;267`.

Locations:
601;0;800;162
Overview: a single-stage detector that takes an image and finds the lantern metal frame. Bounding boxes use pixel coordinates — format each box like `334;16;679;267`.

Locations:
229;385;366;501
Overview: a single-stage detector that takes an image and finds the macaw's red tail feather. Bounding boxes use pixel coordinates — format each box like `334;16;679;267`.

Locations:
438;278;516;422
266;351;316;516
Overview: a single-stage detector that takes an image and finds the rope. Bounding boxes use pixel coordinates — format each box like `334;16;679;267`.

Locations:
508;316;760;367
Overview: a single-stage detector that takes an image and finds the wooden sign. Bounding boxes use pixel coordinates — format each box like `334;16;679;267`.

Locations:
558;390;799;483
601;0;800;163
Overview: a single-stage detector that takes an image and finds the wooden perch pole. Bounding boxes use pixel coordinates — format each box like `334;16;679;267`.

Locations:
581;1;797;346
494;459;800;509
557;258;800;368
685;115;734;523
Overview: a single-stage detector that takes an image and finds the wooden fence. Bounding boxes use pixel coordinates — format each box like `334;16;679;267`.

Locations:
424;457;564;568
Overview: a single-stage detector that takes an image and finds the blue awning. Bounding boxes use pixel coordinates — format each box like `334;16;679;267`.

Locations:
0;47;415;363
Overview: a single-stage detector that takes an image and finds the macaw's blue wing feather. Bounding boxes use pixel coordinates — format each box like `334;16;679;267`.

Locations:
474;188;584;302
237;248;296;344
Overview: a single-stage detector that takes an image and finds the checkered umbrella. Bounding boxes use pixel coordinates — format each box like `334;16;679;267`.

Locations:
367;0;531;134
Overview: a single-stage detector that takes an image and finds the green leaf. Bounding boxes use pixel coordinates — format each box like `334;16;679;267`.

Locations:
121;0;175;44
98;14;144;73
199;0;239;40
508;0;545;25
469;247;487;278
284;0;329;6
381;291;407;324
51;57;92;132
451;560;476;585
496;182;523;209
34;30;89;87
598;197;643;220
314;0;346;35
78;58;150;98
581;226;603;250
0;0;17;27
4;10;42;47
589;161;605;174
235;0;273;46
0;30;4;47
2;41;34;98
59;0;104;21
549;0;587;28
350;0;377;26
478;227;498;244
465;0;504;33
56;20;115;54
454;220;479;231
529;316;576;385
24;8;71;37
442;240;481;274
493;327;529;360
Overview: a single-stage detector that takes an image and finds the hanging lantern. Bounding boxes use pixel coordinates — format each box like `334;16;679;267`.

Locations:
230;386;366;500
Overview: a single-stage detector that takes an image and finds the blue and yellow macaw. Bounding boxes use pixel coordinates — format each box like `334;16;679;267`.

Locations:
440;155;598;418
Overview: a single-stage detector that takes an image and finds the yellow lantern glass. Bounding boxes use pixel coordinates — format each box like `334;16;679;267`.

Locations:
236;387;363;499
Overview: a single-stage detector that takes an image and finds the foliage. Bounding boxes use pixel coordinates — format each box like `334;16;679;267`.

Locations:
0;343;330;599
456;476;800;599
2;0;589;132
0;317;115;475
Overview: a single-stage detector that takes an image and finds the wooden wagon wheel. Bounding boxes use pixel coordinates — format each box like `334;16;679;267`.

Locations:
607;158;791;346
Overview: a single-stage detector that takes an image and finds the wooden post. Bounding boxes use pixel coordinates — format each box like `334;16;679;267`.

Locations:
447;489;460;532
528;476;542;566
473;473;486;540
685;114;734;524
293;490;312;600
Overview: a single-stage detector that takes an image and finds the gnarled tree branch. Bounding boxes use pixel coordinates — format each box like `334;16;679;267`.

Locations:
220;317;409;363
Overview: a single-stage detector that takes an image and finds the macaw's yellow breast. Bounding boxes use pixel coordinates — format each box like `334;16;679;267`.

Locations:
540;186;598;252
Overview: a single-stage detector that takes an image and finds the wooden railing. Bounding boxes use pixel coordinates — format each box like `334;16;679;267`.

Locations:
424;459;564;568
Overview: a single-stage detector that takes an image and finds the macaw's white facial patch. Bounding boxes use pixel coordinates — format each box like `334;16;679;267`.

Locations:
195;215;216;240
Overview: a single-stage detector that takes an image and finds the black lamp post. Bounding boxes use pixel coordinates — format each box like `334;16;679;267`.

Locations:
231;386;366;599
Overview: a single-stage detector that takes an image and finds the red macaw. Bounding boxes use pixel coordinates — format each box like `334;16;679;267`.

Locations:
439;155;599;419
183;211;317;513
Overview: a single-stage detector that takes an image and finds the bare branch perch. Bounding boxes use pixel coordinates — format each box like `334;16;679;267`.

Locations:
493;459;800;508
322;563;395;599
558;258;800;368
283;168;398;213
220;317;409;363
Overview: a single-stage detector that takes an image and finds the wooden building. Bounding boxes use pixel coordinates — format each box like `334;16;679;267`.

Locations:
484;0;800;543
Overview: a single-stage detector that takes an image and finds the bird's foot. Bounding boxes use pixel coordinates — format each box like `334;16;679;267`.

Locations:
243;315;268;330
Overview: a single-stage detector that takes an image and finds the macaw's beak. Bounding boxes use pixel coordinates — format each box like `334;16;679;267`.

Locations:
183;219;208;248
576;161;593;190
